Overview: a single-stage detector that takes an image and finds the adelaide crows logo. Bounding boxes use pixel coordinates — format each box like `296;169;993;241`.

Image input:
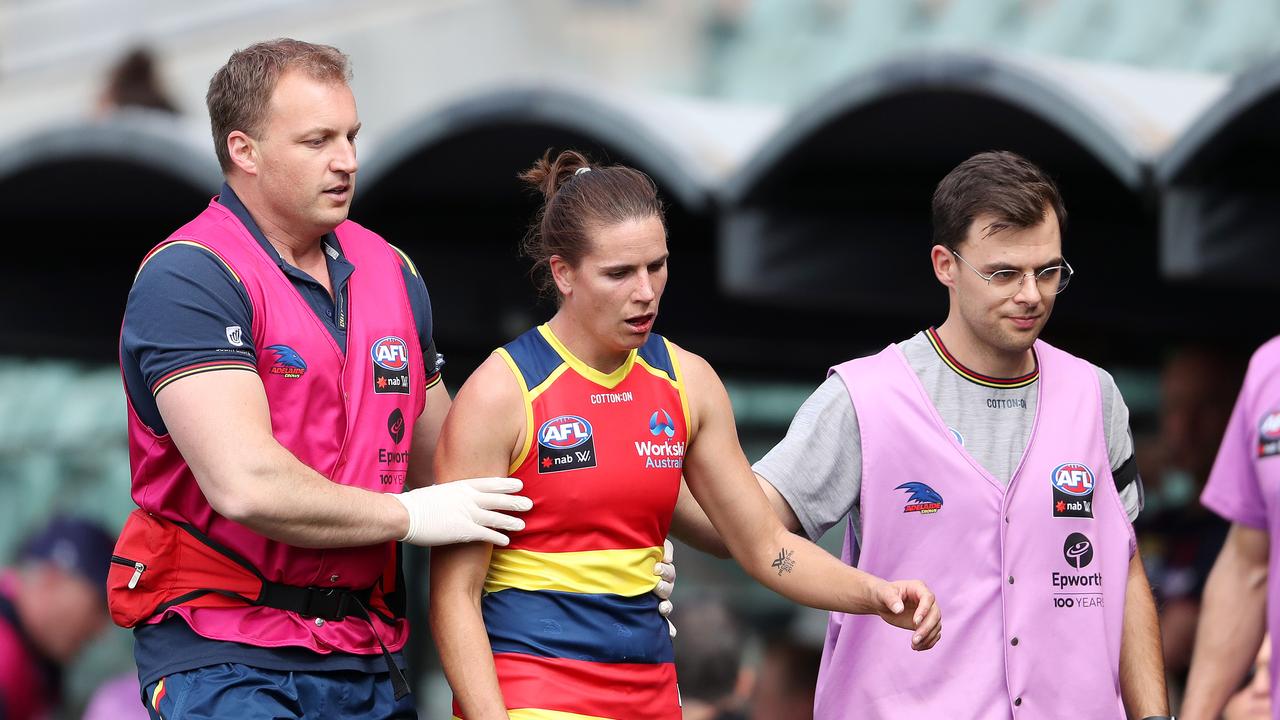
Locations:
896;482;943;514
267;344;307;379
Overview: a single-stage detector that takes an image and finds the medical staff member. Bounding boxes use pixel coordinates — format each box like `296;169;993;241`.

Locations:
675;151;1170;719
115;38;529;719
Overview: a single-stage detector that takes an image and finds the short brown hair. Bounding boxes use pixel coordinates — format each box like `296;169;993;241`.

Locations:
206;38;350;172
519;149;666;299
931;151;1067;251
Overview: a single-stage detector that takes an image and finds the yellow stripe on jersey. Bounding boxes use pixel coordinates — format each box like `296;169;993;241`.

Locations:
509;710;615;720
537;324;636;390
495;348;537;475
634;356;679;389
485;546;663;596
663;338;692;435
135;240;242;284
453;707;611;712
388;244;419;277
527;363;571;401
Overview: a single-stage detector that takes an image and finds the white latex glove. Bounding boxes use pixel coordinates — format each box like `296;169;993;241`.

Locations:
392;477;532;547
654;538;677;638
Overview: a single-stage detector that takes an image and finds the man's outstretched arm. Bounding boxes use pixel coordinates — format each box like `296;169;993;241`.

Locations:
1181;523;1269;720
1118;549;1168;718
670;475;803;559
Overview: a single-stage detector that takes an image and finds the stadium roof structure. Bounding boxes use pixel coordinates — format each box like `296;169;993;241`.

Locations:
717;51;1232;346
0;111;219;359
353;83;792;367
358;82;782;214
1156;55;1280;291
0;110;220;206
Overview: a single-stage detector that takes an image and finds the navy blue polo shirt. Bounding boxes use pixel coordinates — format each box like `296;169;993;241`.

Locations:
120;184;438;684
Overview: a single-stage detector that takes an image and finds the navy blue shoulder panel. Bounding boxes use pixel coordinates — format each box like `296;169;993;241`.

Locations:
501;328;563;389
637;333;677;383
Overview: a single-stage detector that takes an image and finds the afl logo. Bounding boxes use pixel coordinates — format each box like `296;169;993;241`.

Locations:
1052;462;1094;497
538;415;593;450
371;336;409;371
1260;411;1280;441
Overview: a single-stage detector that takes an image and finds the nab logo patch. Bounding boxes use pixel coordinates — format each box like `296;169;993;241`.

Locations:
371;336;410;395
1259;411;1280;458
895;482;943;515
1052;462;1094;518
537;415;597;473
650;409;676;438
267;344;307;379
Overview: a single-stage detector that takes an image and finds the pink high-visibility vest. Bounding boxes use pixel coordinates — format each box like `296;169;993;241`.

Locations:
819;340;1133;719
124;200;425;654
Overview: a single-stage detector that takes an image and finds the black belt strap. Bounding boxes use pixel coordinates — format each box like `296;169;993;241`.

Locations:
165;521;411;700
257;582;372;622
254;581;410;699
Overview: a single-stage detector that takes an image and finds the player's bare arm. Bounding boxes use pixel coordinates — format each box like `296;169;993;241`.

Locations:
675;343;942;650
406;380;452;490
1182;523;1270;720
670;473;804;559
429;354;529;719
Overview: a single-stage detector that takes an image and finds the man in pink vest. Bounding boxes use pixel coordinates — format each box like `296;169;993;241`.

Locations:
1182;337;1280;719
116;39;532;719
674;151;1170;718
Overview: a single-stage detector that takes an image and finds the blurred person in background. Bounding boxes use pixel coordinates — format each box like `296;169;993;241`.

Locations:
1137;347;1245;688
112;38;531;719
674;150;1170;719
0;516;112;720
1182;337;1280;719
1222;635;1271;720
749;635;821;720
82;672;150;720
672;597;749;720
429;149;941;720
95;46;179;117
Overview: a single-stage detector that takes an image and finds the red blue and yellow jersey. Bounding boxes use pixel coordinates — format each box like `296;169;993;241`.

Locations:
458;324;688;720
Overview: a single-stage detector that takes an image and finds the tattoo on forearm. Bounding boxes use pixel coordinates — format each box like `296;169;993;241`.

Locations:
772;548;795;576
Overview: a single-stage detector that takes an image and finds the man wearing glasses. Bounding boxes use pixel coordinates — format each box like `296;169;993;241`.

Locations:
673;151;1170;718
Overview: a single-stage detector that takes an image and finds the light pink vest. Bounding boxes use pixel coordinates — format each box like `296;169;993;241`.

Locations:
125;200;425;654
818;340;1134;719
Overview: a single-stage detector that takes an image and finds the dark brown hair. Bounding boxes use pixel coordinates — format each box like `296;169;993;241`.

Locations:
519;149;665;298
206;38;350;172
102;47;178;114
931;150;1067;251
